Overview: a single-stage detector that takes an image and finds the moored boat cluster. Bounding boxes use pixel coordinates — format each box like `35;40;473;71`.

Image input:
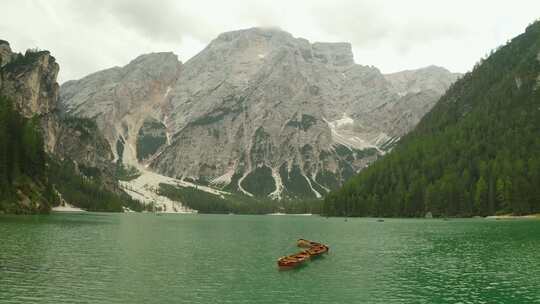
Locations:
277;239;329;270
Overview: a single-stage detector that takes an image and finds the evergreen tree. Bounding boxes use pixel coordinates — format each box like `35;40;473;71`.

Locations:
474;177;488;215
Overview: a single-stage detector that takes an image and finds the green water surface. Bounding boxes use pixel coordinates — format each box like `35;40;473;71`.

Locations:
1;214;539;303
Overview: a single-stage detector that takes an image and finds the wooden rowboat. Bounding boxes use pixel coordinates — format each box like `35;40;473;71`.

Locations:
297;238;321;248
278;239;330;270
306;244;329;257
277;251;311;269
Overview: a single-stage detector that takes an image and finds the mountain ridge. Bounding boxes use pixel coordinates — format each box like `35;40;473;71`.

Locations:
59;27;460;199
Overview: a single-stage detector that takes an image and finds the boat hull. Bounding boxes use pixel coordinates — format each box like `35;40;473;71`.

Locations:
306;245;329;257
297;239;321;248
277;252;310;270
277;239;329;269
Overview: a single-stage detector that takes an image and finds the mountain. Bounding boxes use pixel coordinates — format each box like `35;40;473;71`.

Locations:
60;27;459;199
0;41;61;212
0;40;114;171
324;21;540;217
0;40;147;213
60;52;182;165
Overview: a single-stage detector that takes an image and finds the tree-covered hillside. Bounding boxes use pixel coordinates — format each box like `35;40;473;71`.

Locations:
0;95;148;214
324;21;540;217
0;96;56;213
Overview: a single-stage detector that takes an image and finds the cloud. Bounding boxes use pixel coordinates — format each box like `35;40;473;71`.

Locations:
1;0;539;82
64;0;215;43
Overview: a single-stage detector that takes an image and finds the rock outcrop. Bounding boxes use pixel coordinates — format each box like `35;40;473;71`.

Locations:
384;65;460;96
60;27;460;199
0;41;61;153
0;39;114;172
60;52;182;165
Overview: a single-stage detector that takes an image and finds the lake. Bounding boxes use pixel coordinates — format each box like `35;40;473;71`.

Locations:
1;213;539;303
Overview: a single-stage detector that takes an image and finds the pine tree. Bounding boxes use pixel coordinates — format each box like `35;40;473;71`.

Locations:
496;177;507;212
474;177;488;215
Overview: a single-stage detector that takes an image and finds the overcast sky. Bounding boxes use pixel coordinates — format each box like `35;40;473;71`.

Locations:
1;0;539;82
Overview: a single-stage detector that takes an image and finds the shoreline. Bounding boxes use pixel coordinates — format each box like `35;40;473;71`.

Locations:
7;209;540;218
485;214;540;220
51;203;86;213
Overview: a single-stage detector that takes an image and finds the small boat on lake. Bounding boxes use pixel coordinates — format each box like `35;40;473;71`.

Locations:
305;244;329;257
277;251;310;270
297;238;322;248
278;239;329;269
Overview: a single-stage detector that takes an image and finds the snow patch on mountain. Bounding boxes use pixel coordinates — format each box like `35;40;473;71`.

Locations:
373;133;392;146
237;171;254;197
164;121;172;145
164;86;172;98
210;167;235;186
329;113;354;128
302;173;322;198
311;174;330;193
269;167;284;200
120;165;230;213
325;115;381;151
120;169;194;213
123;141;139;167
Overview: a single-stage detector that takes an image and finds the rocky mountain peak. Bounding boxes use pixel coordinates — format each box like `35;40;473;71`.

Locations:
0;44;59;118
384;65;461;96
193;27;355;73
312;42;354;66
215;27;293;42
60;28;460;199
126;52;181;77
130;51;179;64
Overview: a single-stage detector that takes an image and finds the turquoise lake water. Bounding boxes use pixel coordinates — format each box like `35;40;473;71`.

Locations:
1;213;539;303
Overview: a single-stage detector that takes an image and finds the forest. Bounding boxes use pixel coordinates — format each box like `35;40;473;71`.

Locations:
159;183;322;214
0;95;148;213
323;21;540;217
0;95;56;213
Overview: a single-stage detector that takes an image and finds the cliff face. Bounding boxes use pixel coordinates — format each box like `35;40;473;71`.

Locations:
0;40;114;173
60;52;182;165
0;41;60;152
0;49;59;117
60;28;460;199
